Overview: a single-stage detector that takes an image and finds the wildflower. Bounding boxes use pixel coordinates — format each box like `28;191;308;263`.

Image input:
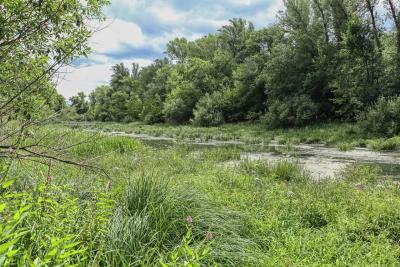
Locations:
186;215;193;226
8;146;14;154
206;231;213;241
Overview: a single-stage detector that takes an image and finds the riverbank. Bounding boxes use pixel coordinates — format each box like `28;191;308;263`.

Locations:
62;121;400;151
3;126;400;266
3;125;400;265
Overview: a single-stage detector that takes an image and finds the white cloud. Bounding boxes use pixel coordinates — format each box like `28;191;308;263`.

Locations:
148;2;189;23
229;0;262;5
251;0;284;26
90;18;145;53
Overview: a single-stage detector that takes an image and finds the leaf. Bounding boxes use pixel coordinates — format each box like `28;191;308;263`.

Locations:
2;180;15;189
58;249;86;259
44;248;58;260
0;203;6;213
0;239;18;255
6;248;19;258
13;211;20;220
63;241;81;250
19;204;32;214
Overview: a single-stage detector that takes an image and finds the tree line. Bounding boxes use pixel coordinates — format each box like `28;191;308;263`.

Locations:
67;0;400;129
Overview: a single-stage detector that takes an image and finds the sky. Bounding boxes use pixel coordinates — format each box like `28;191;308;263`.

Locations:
57;0;284;98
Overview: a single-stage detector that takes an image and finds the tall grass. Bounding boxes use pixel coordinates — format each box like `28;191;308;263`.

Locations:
2;126;400;265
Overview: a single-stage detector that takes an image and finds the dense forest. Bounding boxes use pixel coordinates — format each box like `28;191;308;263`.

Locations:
65;0;400;131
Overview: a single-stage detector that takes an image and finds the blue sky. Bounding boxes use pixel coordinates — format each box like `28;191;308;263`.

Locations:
58;0;284;98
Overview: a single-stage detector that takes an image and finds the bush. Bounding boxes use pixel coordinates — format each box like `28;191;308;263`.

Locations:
163;81;200;124
192;93;225;127
359;96;400;137
140;94;164;124
263;95;319;129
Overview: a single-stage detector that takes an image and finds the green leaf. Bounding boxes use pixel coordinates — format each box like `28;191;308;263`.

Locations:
0;203;6;213
63;241;81;250
44;248;58;260
59;249;86;259
2;180;15;189
13;211;20;220
6;248;19;258
0;239;18;255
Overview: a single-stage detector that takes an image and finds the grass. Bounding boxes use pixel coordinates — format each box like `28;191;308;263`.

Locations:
62;120;400;151
2;125;400;265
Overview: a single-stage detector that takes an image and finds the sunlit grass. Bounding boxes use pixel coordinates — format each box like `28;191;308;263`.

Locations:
2;126;400;265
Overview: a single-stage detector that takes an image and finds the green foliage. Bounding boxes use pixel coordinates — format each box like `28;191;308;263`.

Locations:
163;75;200;123
263;95;319;128
4;126;400;265
70;92;89;115
344;165;380;184
360;96;400;137
192;93;226;127
160;227;213;267
0;0;109;120
367;137;400;151
65;1;400;132
0;179;113;265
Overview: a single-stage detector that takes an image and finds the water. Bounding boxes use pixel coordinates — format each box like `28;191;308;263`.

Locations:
107;131;400;180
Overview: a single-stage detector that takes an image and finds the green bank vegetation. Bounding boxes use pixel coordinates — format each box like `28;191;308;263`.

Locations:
65;121;400;152
2;127;400;265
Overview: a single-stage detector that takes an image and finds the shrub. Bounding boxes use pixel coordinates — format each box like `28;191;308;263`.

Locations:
263;95;319;129
359;96;400;137
163;81;200;124
160;226;213;266
0;179;111;266
192;93;225;127
140;94;164;124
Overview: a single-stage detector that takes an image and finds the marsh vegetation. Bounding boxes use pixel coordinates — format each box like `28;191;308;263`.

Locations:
3;126;400;265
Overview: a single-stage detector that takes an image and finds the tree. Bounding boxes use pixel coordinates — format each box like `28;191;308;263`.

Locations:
219;18;255;62
70;92;89;115
0;0;109;177
71;2;400;130
166;38;190;63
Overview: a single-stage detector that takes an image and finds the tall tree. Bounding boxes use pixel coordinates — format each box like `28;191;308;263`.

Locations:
364;0;382;49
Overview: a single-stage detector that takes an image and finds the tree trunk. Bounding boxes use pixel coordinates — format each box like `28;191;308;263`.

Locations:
313;0;330;44
329;0;348;45
365;0;382;49
387;0;400;51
